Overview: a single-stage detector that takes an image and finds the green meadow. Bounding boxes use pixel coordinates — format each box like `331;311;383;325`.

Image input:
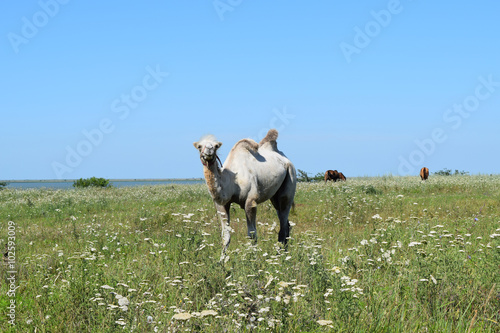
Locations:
1;175;499;332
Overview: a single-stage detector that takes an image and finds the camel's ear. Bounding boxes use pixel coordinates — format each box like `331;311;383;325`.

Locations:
193;142;201;150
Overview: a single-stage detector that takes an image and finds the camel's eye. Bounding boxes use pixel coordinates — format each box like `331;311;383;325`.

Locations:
197;144;202;149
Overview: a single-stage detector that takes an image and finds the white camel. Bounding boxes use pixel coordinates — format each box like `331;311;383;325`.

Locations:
194;129;296;259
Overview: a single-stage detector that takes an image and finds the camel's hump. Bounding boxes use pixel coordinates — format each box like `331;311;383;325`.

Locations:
258;129;278;147
230;129;279;155
233;138;259;152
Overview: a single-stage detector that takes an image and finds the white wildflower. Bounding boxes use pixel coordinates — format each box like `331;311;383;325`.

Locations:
331;266;341;274
116;295;130;307
115;320;126;326
101;285;115;290
172;313;192;320
324;289;334;297
200;310;217;317
278;281;295;288
264;275;274;289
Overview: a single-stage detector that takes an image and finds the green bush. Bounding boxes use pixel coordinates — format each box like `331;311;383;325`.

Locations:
297;169;311;182
297;170;324;182
434;168;469;176
73;177;111;188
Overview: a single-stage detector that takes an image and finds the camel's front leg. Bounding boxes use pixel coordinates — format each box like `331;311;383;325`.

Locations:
215;202;231;261
245;199;258;242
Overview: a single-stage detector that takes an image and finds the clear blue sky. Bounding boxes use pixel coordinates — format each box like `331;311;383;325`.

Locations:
1;1;499;180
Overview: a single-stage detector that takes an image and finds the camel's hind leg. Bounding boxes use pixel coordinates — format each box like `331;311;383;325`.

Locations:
271;197;293;244
271;166;297;244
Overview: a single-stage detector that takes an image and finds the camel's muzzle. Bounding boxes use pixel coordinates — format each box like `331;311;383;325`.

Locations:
201;144;215;159
200;143;220;166
201;154;215;163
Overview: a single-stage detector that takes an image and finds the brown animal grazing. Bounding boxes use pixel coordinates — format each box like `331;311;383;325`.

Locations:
338;172;346;181
325;170;342;182
420;167;429;180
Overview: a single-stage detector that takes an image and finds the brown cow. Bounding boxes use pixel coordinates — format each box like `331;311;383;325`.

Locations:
420;167;429;180
325;170;346;182
324;170;340;182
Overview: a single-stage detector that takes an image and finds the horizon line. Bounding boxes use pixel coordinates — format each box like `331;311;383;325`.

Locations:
2;173;499;183
1;178;205;183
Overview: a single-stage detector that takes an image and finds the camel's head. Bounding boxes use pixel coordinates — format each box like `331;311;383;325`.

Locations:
193;135;222;166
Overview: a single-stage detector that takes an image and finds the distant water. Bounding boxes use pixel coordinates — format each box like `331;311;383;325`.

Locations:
4;179;204;190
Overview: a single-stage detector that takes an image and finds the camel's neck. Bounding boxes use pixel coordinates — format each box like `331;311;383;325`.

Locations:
203;161;231;205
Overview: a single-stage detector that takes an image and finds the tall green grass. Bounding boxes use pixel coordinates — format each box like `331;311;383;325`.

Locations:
1;176;499;332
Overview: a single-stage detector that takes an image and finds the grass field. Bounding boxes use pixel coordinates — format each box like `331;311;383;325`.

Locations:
1;175;499;332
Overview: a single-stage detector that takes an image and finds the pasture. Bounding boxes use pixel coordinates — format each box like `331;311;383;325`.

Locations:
1;175;499;332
